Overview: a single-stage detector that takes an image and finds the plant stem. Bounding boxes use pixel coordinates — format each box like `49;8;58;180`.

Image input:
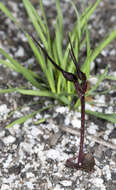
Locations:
77;95;85;167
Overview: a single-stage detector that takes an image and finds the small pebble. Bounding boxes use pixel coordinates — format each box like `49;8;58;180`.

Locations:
15;46;24;57
60;180;72;187
2;136;16;145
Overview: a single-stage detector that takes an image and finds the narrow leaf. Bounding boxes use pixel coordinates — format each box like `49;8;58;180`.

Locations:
6;105;52;128
86;110;116;124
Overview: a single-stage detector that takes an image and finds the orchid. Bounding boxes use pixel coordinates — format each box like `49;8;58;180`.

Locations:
30;34;95;172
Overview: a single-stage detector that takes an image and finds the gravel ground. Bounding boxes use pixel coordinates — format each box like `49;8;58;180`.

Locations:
0;0;116;190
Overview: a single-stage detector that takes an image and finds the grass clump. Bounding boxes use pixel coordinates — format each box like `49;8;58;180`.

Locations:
0;0;116;128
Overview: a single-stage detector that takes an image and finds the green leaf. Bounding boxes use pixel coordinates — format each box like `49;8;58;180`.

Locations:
0;48;41;88
6;105;52;128
0;59;18;72
0;88;16;93
55;0;63;39
81;0;101;28
34;118;46;125
86;110;116;123
83;29;116;78
39;0;51;49
16;88;69;105
0;2;21;28
26;33;56;93
105;75;116;81
17;88;56;97
22;0;47;48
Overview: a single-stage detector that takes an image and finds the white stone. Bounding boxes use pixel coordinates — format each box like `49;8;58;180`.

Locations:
3;136;16;145
111;16;116;22
31;126;43;137
0;131;5;138
87;123;98;135
90;178;104;187
25;181;34;189
107;123;113;130
24;118;32;127
103;134;108;141
0;104;10;120
56;106;69;114
88;76;98;85
103;165;111;180
110;49;116;56
89;141;95;147
46;149;68;162
90;61;95;70
71;117;81;129
53;184;63;190
99;28;105;35
26;172;35;178
46;149;60;160
3;154;12;168
15;46;24;57
36;144;46;167
17;32;27;42
64;117;70;125
101;49;108;56
35;113;42;119
13;111;23;118
2;174;16;184
8;124;20;136
1;184;11;190
21;106;30;112
21;142;33;153
60;180;72;186
96;94;105;104
111;139;116;145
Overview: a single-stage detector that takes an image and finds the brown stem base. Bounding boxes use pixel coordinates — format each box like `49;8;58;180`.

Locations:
66;153;95;173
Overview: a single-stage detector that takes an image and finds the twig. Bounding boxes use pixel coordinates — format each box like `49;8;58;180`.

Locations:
58;125;116;150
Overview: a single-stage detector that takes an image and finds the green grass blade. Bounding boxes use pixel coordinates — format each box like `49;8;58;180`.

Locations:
25;33;47;73
70;0;81;41
0;58;46;90
47;60;56;93
0;48;40;88
105;76;116;81
26;33;56;93
83;29;116;78
0;59;18;72
6;105;52;128
0;2;21;28
28;0;46;34
0;59;41;84
39;0;51;50
16;88;69;105
17;89;55;97
81;0;101;29
55;0;63;38
85;23;91;57
34;118;46;125
22;0;47;48
71;0;101;39
0;1;55;92
55;23;63;63
0;88;16;93
86;110;116;124
74;99;81;109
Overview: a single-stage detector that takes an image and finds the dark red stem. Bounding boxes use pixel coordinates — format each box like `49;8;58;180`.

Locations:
78;95;85;167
